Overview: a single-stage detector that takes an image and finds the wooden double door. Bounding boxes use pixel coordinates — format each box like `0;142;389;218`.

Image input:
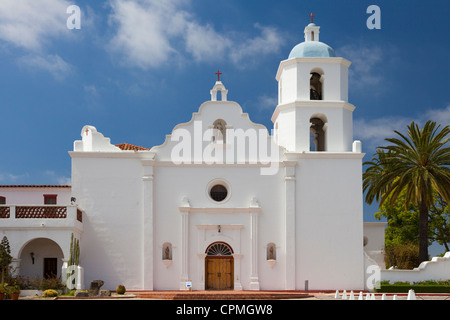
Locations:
205;257;234;290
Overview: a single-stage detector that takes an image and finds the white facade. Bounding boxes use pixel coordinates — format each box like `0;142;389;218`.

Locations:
0;22;383;291
0;186;82;281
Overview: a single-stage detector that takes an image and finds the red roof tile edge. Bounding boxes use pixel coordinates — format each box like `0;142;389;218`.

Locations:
115;143;150;151
0;185;71;188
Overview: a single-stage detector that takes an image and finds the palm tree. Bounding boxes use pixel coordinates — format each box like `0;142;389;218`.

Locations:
363;120;450;263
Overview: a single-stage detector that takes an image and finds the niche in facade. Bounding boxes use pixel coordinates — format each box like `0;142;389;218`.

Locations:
212;119;227;143
162;242;172;268
267;243;276;260
266;243;277;268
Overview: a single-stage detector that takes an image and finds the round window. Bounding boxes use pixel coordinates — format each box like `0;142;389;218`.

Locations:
210;184;228;202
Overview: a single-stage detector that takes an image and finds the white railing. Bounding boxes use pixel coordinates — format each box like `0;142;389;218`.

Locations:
0;205;83;230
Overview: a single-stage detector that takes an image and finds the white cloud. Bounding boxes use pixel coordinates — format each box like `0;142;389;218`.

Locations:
0;172;29;184
355;105;450;152
44;170;71;185
337;43;384;89
57;176;72;185
0;0;71;51
424;104;450;126
84;84;98;95
0;0;74;79
18;54;72;80
185;22;232;62
108;0;183;68
230;24;285;66
108;0;283;69
354;116;412;151
256;94;278;111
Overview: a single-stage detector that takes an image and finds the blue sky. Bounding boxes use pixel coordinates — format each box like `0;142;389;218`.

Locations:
0;1;449;226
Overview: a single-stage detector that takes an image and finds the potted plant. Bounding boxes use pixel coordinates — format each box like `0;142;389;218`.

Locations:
0;284;6;300
116;285;126;295
8;283;20;300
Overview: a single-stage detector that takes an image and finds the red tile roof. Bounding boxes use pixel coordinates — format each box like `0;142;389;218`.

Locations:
115;143;150;151
0;185;71;188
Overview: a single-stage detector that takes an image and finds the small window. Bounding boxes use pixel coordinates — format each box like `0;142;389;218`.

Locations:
210;185;228;202
44;195;57;205
0;196;5;205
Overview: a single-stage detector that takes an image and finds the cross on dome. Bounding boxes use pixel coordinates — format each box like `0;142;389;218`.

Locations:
303;15;321;43
210;70;228;101
216;70;222;82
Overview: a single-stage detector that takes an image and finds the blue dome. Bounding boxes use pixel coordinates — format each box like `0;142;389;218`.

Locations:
288;41;336;59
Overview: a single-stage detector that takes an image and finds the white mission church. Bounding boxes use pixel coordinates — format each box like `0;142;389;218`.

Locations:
0;21;386;291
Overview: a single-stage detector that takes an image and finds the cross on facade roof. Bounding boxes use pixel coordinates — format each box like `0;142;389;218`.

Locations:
216;70;222;82
309;12;315;23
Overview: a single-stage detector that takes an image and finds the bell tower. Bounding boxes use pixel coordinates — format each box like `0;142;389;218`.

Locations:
272;17;359;153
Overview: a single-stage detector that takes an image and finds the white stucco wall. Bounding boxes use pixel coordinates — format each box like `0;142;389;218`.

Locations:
0;187;71;205
363;222;387;269
151;165;286;290
70;155;145;290
381;252;450;284
294;154;365;290
0;187;80;281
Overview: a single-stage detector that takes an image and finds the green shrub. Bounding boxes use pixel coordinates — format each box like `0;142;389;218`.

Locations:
384;243;421;269
375;279;450;293
39;276;66;291
116;285;126;295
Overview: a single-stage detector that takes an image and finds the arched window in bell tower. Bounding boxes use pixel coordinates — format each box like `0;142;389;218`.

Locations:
310;117;326;151
310;72;322;100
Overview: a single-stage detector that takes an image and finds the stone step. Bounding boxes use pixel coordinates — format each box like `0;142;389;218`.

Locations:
128;290;312;300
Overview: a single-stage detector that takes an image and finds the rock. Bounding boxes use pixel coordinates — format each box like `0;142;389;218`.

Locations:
99;290;111;297
74;291;89;298
89;280;104;296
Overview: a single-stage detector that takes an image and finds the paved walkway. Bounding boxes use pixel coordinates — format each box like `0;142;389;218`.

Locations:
126;290;450;300
128;290;312;300
305;292;450;300
19;290;450;300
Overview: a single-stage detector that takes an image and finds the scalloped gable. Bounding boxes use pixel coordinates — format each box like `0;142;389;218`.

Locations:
73;125;121;152
151;100;280;163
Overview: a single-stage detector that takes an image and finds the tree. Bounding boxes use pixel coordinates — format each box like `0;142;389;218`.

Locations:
374;189;421;248
376;190;450;267
364;120;450;264
0;236;12;286
429;195;450;252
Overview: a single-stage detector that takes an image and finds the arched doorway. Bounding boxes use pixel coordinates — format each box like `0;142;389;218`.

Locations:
18;238;64;279
205;242;234;290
